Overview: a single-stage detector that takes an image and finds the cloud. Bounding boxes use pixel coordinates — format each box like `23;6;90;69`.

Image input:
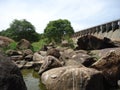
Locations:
0;0;120;33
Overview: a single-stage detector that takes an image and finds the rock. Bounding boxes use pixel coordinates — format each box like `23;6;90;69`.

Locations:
38;56;63;75
76;35;117;50
33;52;44;61
15;61;27;69
23;61;34;69
22;49;33;57
91;50;120;88
24;54;33;61
0;53;27;90
10;55;23;61
72;53;96;67
0;36;14;47
41;66;104;90
39;51;47;56
17;39;32;50
65;59;84;67
61;40;69;47
75;50;88;54
6;50;23;56
90;47;120;59
61;48;76;59
47;48;60;58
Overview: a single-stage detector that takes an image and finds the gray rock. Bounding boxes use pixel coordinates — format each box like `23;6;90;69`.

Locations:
0;53;27;90
41;66;104;90
91;50;120;88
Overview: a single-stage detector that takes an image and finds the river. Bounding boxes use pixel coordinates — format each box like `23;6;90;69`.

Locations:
21;69;46;90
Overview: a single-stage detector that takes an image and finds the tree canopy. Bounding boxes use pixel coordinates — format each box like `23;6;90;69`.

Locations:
44;19;74;43
0;19;40;42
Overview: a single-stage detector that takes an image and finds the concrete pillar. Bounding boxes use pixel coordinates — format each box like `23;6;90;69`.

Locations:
101;24;106;33
106;23;112;32
112;21;119;31
96;26;100;33
118;20;120;29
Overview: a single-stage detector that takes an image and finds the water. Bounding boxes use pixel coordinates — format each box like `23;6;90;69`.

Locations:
21;69;46;90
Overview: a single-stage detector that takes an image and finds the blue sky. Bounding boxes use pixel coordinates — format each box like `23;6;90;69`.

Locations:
0;0;120;33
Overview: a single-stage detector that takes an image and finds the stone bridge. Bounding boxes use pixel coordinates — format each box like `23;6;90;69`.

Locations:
72;19;120;44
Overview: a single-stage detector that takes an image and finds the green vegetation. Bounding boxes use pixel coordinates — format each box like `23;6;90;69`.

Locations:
1;42;17;52
44;19;74;44
0;19;75;52
0;19;40;42
32;38;48;52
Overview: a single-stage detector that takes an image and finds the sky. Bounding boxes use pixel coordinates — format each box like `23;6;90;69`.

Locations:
0;0;120;34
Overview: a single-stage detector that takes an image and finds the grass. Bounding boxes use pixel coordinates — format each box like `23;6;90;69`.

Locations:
32;39;47;52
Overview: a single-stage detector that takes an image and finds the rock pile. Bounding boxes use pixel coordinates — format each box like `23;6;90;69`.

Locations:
3;35;120;90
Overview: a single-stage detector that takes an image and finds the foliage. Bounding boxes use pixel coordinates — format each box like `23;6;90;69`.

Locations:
32;38;48;52
7;42;17;50
1;42;17;52
44;19;74;44
0;19;40;42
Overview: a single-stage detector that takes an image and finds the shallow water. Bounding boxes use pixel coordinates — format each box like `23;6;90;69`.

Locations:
21;69;46;90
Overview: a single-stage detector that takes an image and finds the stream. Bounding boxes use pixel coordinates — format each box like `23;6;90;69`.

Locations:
21;69;46;90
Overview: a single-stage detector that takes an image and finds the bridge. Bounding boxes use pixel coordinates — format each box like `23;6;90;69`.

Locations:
72;19;120;44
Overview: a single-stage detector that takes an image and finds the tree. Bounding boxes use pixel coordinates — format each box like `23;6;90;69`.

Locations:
0;19;40;42
44;19;74;43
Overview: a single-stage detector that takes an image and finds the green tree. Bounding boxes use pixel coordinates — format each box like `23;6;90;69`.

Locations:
0;19;40;42
44;19;74;43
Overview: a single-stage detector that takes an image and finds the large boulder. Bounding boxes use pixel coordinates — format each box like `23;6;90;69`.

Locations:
41;66;104;90
47;48;60;58
38;56;63;75
72;53;96;67
76;35;117;50
91;50;120;88
0;36;14;47
0;53;27;90
90;47;120;59
17;39;32;50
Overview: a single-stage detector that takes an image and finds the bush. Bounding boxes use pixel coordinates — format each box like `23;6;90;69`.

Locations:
32;38;48;52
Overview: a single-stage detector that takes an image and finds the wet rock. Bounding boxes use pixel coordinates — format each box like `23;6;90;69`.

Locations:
0;53;27;90
91;50;120;88
41;66;104;90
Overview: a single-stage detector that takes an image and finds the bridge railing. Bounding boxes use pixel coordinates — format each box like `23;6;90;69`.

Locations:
72;19;120;39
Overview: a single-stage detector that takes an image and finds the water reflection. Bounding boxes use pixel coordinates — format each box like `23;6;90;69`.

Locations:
21;69;46;90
